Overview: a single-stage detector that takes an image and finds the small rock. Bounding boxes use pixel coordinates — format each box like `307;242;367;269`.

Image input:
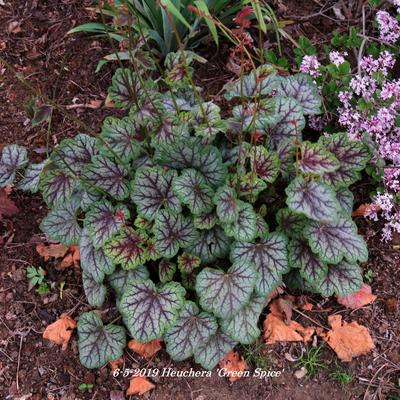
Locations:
294;367;307;379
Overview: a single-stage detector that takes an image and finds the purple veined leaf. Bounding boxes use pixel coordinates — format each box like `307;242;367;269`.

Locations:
186;226;231;264
131;93;164;127
269;97;305;145
40;169;76;207
283;269;318;293
162;88;199;113
119;280;186;342
151;117;189;147
255;214;269;239
193;330;237;370
154;137;227;188
17;160;47;192
277;74;322;115
220;293;266;345
80;229;115;284
306;218;368;264
82;155;129;200
223;65;279;100
224;201;258;242
0;144;28;186
99;116;142;163
250;146;280;183
276;208;307;239
298;142;340;175
193;210;218;230
134;215;153;231
336;187;354;216
177;252;201;274
194;102;227;142
319;260;363;297
221;143;251;166
78;311;126;369
152;210;198;258
40;198;82;246
164;301;217;362
145;238;160;261
51;134;98;176
108;68;141;109
319;132;371;188
276;139;295;179
76;187;102;212
159;259;177;283
213;185;239;224
82;272;106;308
172;169;214;215
108;265;149;298
230;232;289;295
288;238;328;285
131;166;181;220
285;176;341;222
182;270;197;290
132;154;154;169
236;172;267;200
196;259;257;319
84;201;128;249
104;228;148;270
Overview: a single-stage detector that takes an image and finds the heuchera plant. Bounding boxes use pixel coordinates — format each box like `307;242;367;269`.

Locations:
0;51;371;370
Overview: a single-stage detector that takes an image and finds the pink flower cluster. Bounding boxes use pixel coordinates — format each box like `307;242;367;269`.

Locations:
329;51;347;66
376;10;400;43
299;55;321;77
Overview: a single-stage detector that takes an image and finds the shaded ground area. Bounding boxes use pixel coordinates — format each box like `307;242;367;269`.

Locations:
1;0;400;399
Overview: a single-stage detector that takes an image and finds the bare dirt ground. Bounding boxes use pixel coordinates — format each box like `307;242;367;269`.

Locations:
1;1;399;399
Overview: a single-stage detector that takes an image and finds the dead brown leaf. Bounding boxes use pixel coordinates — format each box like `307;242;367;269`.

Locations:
43;314;76;350
336;284;377;309
0;188;18;221
109;356;124;372
8;21;22;34
219;351;248;382
264;298;315;344
128;338;162;360
59;246;80;268
36;243;69;261
126;376;155;396
352;203;380;217
318;315;375;362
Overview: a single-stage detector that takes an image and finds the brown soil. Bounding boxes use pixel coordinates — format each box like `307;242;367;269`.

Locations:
1;1;400;400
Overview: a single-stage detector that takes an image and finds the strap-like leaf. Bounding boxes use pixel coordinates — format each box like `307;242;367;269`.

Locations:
195;260;257;319
131;166;181;220
40;170;76;207
159;259;177;283
52;134;97;176
172;169;214;215
40;199;81;245
99;117;142;162
319;261;363;297
78;311;126;369
82;155;129;200
104;228;147;270
153;210;198;258
277;74;322;115
231;233;289;295
84;201;127;249
298;142;339;175
220;293;265;344
214;185;239;224
288;238;328;285
186;226;231;263
119;280;185;342
319;132;370;188
250;146;280;183
306;218;368;264
164;301;217;362
82;272;106;308
18;161;47;192
80;229;115;283
224;201;258;242
108;266;149;297
193;330;236;370
0;144;28;186
286;176;340;222
276;208;307;238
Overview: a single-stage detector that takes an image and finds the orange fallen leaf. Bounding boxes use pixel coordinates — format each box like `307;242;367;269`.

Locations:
337;284;377;309
264;298;315;344
109;356;124;372
36;243;69;261
219;351;248;382
128;338;162;360
352;203;380;217
60;246;80;268
43;314;77;350
300;302;314;311
126;376;155;396
318;315;375;362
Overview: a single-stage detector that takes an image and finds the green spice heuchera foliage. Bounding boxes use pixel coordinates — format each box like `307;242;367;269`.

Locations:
0;51;371;370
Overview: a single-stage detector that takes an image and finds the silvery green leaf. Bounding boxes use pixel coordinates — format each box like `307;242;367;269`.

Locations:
0;144;28;186
82;272;106;308
108;266;149;297
214;185;239;224
40;170;76;207
18;160;47;192
193;210;218;230
276;208;307;239
336;187;354;216
298;142;340;175
250;146;280;182
224;201;258;242
159;259;176;283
